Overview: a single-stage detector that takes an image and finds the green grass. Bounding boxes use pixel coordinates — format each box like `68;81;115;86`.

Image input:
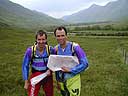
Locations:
0;28;128;96
75;37;128;96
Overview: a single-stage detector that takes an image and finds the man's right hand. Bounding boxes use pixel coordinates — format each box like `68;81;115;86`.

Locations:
24;80;29;90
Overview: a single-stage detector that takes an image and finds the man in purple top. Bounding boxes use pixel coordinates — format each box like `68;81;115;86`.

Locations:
54;26;89;96
22;30;54;96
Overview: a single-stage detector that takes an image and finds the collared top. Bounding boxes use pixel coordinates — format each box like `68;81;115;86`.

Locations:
22;45;54;80
54;41;88;81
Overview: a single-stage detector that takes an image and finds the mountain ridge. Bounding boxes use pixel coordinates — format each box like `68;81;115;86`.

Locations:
0;0;65;29
62;0;128;23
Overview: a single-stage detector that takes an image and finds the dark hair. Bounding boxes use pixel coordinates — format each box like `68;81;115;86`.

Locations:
35;30;48;44
36;30;47;39
54;26;67;36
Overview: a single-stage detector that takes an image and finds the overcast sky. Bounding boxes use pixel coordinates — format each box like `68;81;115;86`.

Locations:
9;0;117;18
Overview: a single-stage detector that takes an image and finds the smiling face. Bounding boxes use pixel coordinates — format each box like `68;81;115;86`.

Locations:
55;29;67;46
36;34;47;49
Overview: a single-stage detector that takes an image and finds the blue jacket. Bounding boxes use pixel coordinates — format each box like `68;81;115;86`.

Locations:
54;41;88;81
22;45;54;80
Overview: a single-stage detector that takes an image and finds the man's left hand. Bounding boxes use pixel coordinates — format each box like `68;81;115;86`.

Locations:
46;69;51;76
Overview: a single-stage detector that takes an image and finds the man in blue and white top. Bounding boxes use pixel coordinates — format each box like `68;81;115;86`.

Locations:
53;26;89;96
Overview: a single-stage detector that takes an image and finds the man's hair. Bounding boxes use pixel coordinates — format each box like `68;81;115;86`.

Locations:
35;30;47;39
54;26;67;36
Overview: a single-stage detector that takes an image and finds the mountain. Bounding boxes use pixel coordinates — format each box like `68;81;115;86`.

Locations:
0;0;65;29
62;0;128;23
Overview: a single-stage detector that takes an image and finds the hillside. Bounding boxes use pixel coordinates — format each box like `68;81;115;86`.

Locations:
62;0;128;23
0;0;65;29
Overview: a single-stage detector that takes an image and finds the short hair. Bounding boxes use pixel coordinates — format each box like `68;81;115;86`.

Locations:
54;26;67;36
35;30;47;39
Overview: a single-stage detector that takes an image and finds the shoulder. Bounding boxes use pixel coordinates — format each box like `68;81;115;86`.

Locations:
45;45;54;55
71;42;84;53
24;46;32;57
26;47;32;53
49;45;53;49
72;42;79;47
54;44;59;48
49;45;54;51
70;42;79;50
45;45;53;51
54;44;59;50
53;44;59;54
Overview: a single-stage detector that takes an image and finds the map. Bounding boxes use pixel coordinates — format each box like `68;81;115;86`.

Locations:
47;55;79;71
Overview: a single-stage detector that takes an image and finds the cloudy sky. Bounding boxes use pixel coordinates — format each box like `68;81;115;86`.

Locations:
9;0;117;18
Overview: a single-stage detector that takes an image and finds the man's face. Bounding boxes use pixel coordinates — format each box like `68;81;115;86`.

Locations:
55;29;67;45
36;34;46;48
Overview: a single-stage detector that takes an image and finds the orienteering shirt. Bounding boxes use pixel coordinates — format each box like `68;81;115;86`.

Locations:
22;45;54;80
54;41;88;81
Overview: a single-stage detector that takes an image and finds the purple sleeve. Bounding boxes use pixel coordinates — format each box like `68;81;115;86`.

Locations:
70;45;88;75
53;47;57;54
22;47;32;80
50;46;55;55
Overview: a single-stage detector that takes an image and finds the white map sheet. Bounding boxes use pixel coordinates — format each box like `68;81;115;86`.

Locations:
30;72;48;86
47;55;79;71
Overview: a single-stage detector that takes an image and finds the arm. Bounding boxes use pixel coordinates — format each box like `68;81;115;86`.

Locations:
22;47;31;89
22;47;31;80
70;45;88;75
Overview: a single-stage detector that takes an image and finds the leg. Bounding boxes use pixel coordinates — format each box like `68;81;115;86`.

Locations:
59;82;70;96
66;74;81;96
28;72;42;96
28;83;41;96
42;75;53;96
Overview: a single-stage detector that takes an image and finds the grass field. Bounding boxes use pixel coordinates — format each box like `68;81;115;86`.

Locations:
0;28;128;96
